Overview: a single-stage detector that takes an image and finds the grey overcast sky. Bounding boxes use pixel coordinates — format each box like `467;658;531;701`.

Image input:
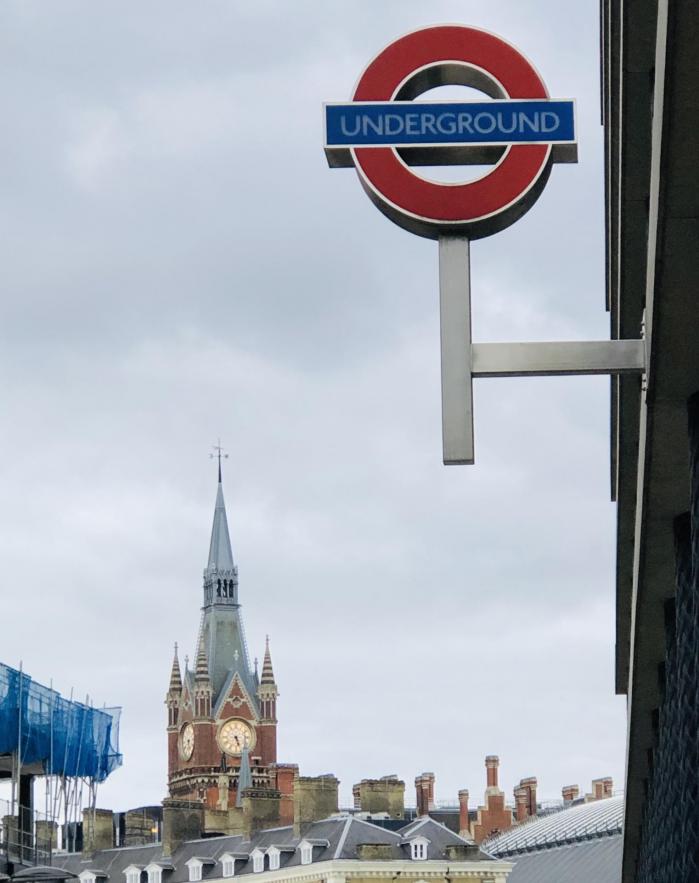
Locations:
0;0;624;812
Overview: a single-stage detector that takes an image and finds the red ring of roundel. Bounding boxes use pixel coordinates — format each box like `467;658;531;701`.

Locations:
352;26;550;225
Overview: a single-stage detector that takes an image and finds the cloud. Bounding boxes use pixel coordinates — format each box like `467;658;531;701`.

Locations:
0;0;624;814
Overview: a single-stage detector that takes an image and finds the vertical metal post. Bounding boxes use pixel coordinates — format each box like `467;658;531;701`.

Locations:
439;236;474;464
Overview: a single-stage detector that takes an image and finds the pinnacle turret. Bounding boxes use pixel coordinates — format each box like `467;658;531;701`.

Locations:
168;643;182;693
260;636;276;686
193;634;212;719
195;635;210;683
258;636;278;727
166;643;182;730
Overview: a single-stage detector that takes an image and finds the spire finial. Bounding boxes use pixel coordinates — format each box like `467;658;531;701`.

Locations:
210;439;228;483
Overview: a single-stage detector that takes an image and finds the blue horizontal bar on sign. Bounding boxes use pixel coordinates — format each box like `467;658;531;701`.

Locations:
325;99;576;147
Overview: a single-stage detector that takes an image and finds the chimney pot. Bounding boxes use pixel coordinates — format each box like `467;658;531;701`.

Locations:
458;789;470;836
562;784;579;803
485;755;500;789
519;777;537;817
591;778;607;800
514;787;529;822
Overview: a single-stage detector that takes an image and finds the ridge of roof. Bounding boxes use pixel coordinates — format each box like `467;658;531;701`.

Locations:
343;816;404;838
333;817;354;860
402;815;475;845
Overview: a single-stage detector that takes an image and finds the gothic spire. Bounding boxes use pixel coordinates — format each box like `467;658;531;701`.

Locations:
260;636;276;686
207;473;235;574
169;643;182;693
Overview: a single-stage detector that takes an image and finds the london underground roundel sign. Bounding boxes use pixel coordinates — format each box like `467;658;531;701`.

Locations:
324;25;577;240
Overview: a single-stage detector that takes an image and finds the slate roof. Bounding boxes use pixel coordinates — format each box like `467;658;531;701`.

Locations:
504;837;622;883
484;796;623;856
396;817;485;858
51;815;496;881
483;797;623;883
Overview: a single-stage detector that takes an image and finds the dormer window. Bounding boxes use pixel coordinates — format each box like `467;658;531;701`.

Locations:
220;856;235;878
299;842;313;866
80;873;96;883
266;847;280;871
124;867;142;883
251;849;265;874
146;869;161;883
186;861;202;883
410;837;429;861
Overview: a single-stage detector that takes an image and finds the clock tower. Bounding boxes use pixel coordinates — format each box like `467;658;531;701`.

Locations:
165;461;282;812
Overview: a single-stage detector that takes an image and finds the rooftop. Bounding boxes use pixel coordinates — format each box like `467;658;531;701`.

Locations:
484;796;623;857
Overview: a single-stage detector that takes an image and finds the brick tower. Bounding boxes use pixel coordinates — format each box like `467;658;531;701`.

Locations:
165;460;282;811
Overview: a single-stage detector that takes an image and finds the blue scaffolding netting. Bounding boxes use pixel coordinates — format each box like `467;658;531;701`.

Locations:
0;663;122;782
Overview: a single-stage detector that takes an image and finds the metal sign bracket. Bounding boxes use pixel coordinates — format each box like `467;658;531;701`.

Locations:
438;236;647;465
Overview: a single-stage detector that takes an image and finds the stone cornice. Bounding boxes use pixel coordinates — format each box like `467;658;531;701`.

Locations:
200;858;513;883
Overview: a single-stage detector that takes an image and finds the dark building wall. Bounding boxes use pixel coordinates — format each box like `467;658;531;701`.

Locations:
636;395;699;882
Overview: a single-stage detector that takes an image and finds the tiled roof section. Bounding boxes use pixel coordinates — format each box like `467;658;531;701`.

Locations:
204;611;257;712
484;796;623;857
50;814;501;880
506;836;622;883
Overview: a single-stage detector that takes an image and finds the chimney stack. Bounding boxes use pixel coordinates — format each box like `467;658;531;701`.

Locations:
458;789;470;836
514;787;529;822
485;756;499;791
414;772;435;816
352;776;405;819
562;784;579;804
589;777;613;801
520;777;537;817
82;808;114;856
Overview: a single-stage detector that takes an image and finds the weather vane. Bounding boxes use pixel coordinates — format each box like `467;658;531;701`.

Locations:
210;438;229;481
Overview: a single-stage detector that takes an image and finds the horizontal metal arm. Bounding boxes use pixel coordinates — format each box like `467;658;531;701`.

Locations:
471;339;646;378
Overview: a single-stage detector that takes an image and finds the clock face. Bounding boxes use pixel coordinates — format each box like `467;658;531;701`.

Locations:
179;723;194;761
218;718;255;755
